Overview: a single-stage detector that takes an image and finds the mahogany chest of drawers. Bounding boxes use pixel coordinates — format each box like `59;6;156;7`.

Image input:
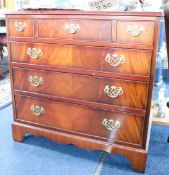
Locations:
6;10;161;173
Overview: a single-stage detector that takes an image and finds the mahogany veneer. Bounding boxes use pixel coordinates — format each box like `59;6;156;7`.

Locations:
15;95;144;145
10;42;152;76
13;68;148;110
6;10;161;173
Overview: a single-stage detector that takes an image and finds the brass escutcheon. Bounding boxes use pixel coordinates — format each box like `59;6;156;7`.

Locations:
102;118;120;131
104;85;123;98
127;25;144;37
15;22;26;32
65;23;80;34
31;105;45;116
27;48;42;59
28;75;43;87
105;53;125;67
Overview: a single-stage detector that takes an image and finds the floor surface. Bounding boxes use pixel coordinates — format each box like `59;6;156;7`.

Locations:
0;105;169;175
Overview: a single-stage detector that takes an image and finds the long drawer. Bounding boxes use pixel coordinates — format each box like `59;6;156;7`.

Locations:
13;68;149;110
15;95;144;145
10;42;152;77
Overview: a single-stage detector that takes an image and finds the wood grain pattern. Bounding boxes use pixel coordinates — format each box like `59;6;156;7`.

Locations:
8;19;34;38
38;19;111;42
117;21;155;44
15;95;144;145
10;42;152;77
13;68;149;110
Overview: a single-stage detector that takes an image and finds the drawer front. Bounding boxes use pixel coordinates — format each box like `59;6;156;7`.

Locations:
117;21;155;44
8;19;34;37
11;42;152;76
38;19;111;42
13;68;148;109
15;95;144;145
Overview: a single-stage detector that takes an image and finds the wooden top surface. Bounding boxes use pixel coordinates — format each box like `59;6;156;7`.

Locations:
5;9;162;17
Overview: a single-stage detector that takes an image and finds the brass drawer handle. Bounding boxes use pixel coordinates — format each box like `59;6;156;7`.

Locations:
27;48;42;59
28;75;43;87
104;85;123;98
15;22;26;32
31;105;45;116
102;118;120;131
65;23;80;34
127;25;144;37
105;53;125;67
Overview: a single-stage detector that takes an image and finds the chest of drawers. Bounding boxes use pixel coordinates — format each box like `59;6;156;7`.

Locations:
6;10;161;173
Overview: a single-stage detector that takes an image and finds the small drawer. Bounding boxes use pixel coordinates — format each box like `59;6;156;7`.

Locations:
117;21;155;44
10;42;152;77
38;19;111;42
8;19;34;38
13;68;148;110
15;95;144;145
